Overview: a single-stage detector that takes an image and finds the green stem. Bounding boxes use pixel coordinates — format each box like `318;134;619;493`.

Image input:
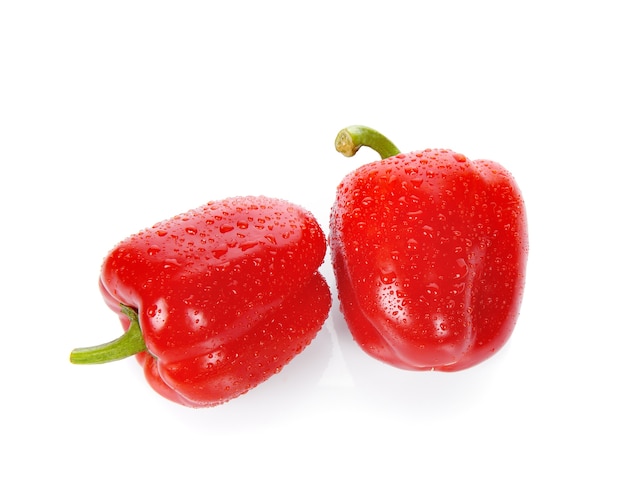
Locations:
335;125;401;160
70;304;147;364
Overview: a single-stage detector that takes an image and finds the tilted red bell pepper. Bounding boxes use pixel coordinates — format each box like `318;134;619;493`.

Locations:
70;196;331;407
330;125;528;371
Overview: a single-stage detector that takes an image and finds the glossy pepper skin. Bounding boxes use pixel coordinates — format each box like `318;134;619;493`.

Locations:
71;196;331;407
330;126;528;371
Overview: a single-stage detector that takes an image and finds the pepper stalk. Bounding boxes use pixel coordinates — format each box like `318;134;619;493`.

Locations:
335;125;401;160
70;304;147;364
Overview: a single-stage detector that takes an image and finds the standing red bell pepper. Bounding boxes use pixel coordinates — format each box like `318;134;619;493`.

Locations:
330;125;528;371
70;196;331;407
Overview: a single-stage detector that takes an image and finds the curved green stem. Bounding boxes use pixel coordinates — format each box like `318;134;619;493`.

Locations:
335;125;401;160
70;304;147;364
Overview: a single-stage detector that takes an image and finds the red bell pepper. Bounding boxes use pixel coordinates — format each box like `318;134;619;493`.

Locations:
70;196;331;407
330;125;528;371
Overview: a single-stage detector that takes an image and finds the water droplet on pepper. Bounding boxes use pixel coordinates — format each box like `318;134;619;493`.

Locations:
163;258;181;268
379;267;397;285
239;241;259;252
425;283;440;296
454;258;469;279
211;248;228;259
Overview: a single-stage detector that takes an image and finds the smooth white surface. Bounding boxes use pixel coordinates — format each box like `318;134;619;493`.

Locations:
2;1;624;501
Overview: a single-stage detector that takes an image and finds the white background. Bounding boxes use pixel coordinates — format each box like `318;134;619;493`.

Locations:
2;1;624;501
